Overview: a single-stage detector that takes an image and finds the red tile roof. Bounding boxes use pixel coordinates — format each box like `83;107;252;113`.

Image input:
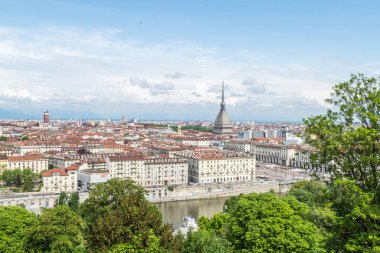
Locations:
8;155;47;162
42;168;68;177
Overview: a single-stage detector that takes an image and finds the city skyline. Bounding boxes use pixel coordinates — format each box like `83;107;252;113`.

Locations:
1;1;380;120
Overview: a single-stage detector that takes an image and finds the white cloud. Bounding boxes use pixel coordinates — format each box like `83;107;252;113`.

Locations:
0;25;366;120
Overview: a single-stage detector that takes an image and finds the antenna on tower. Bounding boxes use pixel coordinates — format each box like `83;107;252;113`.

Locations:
222;81;225;102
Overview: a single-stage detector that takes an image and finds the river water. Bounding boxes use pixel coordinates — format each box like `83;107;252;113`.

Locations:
156;197;230;228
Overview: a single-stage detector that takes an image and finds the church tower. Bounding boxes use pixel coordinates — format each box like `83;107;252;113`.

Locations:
213;83;233;134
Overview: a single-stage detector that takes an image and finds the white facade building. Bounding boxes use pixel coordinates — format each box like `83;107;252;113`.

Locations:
41;166;78;193
15;144;61;155
238;130;252;140
77;169;110;190
172;137;212;147
106;155;145;186
253;143;296;166
223;140;251;153
252;130;266;138
106;155;188;187
178;150;255;184
144;158;188;187
7;155;48;173
48;155;80;169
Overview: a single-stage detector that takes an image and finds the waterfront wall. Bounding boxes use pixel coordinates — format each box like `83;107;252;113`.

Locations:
0;180;296;212
147;180;295;203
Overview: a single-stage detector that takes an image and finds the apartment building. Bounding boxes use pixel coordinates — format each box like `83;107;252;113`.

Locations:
14;144;61;155
41;165;78;193
144;158;188;187
106;155;145;186
7;155;48;173
252;143;296;166
223;140;251;153
178;150;255;184
106;155;188;187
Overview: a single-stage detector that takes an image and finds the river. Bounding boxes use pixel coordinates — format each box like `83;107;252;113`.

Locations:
156;197;230;228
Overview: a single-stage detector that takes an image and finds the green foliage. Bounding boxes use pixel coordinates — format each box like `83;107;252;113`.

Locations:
182;230;233;253
304;73;380;199
23;174;35;191
223;194;242;213
171;125;213;132
1;169;37;191
20;136;29;141
0;206;37;253
144;123;213;132
225;192;326;253
55;192;69;206
108;229;164;253
25;205;86;253
198;213;229;236
327;179;380;252
0;136;8;142
1;170;15;186
79;179;172;252
68;192;80;212
55;192;81;212
287;180;329;207
170;232;185;253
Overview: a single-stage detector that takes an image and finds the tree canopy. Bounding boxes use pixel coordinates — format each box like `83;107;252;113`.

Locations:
304;73;380;198
0;206;37;253
225;192;325;253
79;179;173;252
25;205;86;253
1;169;38;191
0;136;8;142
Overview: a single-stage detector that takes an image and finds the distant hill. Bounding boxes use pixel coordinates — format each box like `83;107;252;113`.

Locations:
0;109;99;120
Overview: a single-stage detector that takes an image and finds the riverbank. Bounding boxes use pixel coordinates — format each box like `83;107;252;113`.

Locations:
149;180;295;203
0;180;296;213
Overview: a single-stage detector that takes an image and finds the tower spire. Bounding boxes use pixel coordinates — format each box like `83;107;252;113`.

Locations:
220;82;226;110
222;82;225;102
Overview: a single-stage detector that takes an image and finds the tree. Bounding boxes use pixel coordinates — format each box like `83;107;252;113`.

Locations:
23;174;35;192
25;205;86;253
1;169;38;191
169;232;185;253
55;192;68;206
225;192;326;253
79;179;172;252
0;206;37;253
15;170;22;188
327;179;380;252
198;213;229;236
304;74;380;199
182;230;233;253
1;170;16;186
0;136;8;142
287;180;329;207
68;192;80;212
20;136;29;141
108;229;164;253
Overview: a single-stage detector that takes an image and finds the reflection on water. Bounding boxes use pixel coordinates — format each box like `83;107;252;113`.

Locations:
156;197;230;228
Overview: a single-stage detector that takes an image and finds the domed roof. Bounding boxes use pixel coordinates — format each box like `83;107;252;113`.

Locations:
214;110;232;127
213;83;233;134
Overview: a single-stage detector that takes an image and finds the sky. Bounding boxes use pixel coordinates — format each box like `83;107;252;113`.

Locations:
0;0;380;121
